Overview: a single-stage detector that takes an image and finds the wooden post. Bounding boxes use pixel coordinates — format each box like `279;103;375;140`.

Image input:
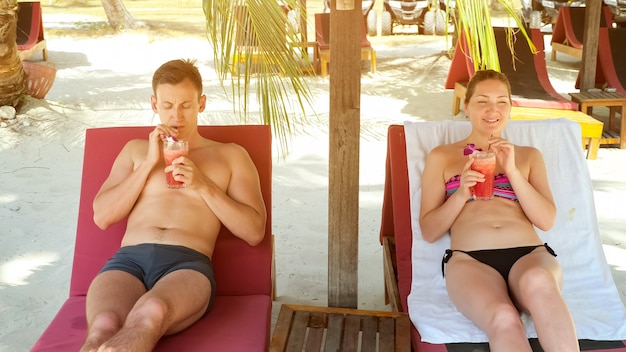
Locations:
328;0;362;308
579;0;602;91
336;0;355;10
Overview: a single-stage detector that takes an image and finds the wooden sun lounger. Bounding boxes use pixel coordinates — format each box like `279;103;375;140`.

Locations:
550;6;612;61
591;27;626;96
379;123;626;351
446;27;578;115
32;125;274;351
17;1;48;61
315;12;376;77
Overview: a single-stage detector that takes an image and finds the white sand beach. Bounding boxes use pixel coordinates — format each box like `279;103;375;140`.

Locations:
1;11;625;351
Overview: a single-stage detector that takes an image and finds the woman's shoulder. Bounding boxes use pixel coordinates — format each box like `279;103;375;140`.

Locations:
428;142;469;162
514;144;543;158
513;144;546;169
430;142;463;156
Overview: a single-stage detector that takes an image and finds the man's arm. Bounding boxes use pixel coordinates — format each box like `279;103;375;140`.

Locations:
93;126;177;229
195;144;267;246
92;139;156;229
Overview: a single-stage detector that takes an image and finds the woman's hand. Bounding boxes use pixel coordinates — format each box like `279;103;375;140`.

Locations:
488;137;516;174
459;157;481;200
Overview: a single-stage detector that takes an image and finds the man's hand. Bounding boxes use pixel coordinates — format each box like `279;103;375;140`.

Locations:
148;124;179;166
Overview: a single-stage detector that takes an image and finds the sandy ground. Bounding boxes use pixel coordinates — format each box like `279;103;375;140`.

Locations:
1;14;626;351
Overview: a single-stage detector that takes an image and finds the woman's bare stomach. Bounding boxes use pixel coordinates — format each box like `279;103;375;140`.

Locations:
449;200;543;251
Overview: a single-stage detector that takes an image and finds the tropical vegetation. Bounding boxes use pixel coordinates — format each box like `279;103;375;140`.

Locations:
202;0;314;150
452;0;535;72
198;0;533;147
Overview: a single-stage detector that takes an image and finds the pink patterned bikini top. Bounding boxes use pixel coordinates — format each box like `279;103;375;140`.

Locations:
444;173;519;202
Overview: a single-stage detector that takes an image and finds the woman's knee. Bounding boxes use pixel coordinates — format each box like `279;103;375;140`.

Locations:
513;266;564;310
484;303;525;335
517;266;561;293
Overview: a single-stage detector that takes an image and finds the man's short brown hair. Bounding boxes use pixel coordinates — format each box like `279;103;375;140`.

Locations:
152;59;203;98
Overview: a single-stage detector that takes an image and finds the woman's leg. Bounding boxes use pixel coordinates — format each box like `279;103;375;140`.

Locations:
508;248;580;352
445;254;532;352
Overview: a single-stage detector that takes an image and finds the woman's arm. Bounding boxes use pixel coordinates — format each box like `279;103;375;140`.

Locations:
490;139;555;231
419;149;473;243
509;148;556;231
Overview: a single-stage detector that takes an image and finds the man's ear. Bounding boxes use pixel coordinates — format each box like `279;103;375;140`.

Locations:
150;95;158;112
198;94;207;112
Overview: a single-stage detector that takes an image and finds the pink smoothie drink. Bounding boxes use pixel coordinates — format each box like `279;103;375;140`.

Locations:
471;151;496;200
163;140;188;188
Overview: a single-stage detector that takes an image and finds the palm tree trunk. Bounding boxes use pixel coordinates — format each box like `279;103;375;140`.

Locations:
101;0;139;30
0;0;26;107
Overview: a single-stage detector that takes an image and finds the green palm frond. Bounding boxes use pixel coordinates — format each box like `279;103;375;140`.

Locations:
454;0;536;72
203;0;315;152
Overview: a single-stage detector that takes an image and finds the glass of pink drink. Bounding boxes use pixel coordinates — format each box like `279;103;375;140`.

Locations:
471;151;496;200
163;140;189;189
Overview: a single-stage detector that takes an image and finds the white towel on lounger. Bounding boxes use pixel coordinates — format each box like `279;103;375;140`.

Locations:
405;119;626;343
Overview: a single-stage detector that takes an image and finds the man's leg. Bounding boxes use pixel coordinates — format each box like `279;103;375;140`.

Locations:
95;269;213;352
80;270;147;352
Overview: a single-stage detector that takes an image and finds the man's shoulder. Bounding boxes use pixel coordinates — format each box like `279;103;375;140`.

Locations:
197;138;247;156
116;139;148;159
124;138;148;149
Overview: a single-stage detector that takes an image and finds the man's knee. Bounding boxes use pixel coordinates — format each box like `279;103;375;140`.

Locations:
81;312;123;352
129;297;169;331
90;311;123;335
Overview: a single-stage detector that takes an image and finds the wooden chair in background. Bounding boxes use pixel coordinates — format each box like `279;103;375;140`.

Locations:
17;1;48;61
314;12;376;77
550;5;612;61
446;27;578;116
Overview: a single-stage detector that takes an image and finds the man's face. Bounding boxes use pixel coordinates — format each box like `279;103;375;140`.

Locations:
151;79;206;138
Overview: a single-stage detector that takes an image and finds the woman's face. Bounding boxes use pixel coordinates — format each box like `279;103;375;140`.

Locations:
464;79;511;136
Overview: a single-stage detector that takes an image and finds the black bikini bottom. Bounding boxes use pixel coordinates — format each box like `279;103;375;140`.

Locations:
442;243;557;283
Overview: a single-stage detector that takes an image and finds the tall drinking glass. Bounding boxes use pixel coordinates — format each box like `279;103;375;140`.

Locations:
471;151;496;200
163;140;189;189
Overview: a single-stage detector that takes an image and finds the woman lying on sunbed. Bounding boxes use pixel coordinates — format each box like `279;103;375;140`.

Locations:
419;69;579;352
